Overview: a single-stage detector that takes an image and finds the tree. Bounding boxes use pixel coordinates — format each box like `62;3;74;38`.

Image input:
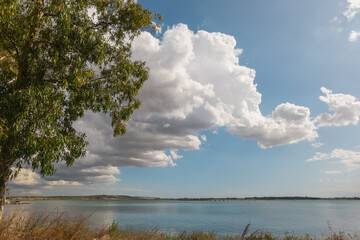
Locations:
0;0;159;219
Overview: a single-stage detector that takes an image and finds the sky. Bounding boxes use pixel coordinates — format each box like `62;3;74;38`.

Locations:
9;0;360;198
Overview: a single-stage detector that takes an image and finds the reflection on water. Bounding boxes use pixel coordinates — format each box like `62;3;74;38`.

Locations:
4;200;360;236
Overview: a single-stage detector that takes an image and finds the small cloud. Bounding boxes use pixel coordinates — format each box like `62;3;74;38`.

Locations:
312;142;324;148
170;150;183;160
200;135;207;142
306;152;329;162
212;129;218;134
47;180;83;187
343;0;360;21
348;30;360;42
330;16;340;23
330;148;360;170
234;49;243;56
315;87;360;127
307;148;360;171
322;170;343;175
163;123;170;128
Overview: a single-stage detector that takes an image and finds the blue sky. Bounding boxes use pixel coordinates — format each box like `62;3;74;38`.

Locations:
10;0;360;197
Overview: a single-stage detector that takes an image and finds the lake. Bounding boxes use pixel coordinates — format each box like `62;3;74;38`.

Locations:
4;200;360;237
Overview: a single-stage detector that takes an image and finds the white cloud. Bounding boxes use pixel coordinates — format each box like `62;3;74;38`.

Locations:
170;150;183;160
119;24;319;150
348;30;360;42
9;168;84;194
306;152;329;162
343;0;360;20
229;102;317;148
330;148;360;170
333;0;360;42
312;142;324;148
11;168;42;186
315;87;360;127
307;148;360;171
200;135;207;142
46;180;83;187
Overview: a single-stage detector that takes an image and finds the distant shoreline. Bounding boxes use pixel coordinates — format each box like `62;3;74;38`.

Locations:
7;195;360;201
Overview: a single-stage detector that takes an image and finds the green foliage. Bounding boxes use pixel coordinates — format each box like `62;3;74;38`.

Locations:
0;0;157;178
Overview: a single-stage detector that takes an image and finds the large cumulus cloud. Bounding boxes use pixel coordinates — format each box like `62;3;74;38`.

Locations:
130;24;318;149
10;24;360;191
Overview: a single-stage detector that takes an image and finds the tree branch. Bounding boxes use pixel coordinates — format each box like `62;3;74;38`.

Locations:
0;28;20;59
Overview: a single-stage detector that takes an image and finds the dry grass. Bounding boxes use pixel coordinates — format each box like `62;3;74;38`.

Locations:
0;213;358;240
0;212;103;240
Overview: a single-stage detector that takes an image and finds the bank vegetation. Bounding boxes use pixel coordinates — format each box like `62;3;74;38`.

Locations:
0;213;358;240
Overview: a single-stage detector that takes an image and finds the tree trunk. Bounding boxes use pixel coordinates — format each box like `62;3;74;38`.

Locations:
0;136;13;221
0;149;11;221
0;176;8;221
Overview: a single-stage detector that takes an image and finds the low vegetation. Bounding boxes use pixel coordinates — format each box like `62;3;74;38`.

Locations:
0;213;358;240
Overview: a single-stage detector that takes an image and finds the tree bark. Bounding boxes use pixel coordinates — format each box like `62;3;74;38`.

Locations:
0;142;12;221
0;176;8;221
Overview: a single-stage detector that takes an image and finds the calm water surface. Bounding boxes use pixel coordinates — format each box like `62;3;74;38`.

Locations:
4;200;360;236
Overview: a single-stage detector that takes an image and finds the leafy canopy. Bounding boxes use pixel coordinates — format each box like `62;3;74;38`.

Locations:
0;0;158;178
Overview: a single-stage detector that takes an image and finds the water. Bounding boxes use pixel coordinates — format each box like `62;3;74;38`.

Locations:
4;200;360;236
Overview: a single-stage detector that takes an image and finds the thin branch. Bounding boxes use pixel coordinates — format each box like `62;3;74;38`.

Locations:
0;28;20;59
7;78;16;85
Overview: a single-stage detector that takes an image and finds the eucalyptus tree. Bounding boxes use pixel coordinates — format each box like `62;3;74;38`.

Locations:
0;0;159;219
